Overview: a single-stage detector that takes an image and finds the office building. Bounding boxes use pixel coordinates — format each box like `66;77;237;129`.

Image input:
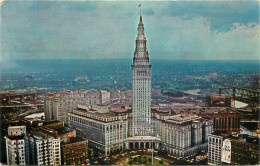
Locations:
61;137;88;165
69;107;212;157
5;126;29;165
29;131;61;165
208;133;224;165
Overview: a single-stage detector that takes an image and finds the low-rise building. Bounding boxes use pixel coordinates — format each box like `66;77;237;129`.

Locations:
61;137;88;165
222;135;259;165
208;132;260;165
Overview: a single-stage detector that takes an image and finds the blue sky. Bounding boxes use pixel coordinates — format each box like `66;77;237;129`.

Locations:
1;0;259;60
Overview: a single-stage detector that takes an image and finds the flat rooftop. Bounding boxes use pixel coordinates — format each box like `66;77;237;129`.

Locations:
56;127;75;135
174;107;240;115
77;108;119;118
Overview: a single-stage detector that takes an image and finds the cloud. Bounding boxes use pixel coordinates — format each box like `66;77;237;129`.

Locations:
147;15;259;60
162;1;259;32
1;1;259;60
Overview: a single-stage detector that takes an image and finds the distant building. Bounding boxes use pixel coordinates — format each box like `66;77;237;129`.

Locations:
61;137;88;165
192;107;241;132
74;76;89;82
100;90;110;104
209;73;218;77
210;93;231;107
152;89;162;97
44;91;71;123
44;90;102;123
125;90;132;98
5;126;29;165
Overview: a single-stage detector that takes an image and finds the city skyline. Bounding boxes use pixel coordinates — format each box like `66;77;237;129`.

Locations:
1;0;259;60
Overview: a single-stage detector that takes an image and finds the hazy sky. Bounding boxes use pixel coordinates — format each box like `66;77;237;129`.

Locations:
1;0;259;60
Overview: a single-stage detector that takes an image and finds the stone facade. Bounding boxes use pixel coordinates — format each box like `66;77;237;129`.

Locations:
68;108;128;155
68;107;212;157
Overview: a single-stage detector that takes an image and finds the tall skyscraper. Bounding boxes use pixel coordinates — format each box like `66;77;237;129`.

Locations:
132;13;152;136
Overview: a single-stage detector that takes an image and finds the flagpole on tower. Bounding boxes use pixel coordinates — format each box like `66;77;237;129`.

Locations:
138;3;142;16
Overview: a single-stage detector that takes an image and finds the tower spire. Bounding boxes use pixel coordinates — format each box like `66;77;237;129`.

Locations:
138;3;142;21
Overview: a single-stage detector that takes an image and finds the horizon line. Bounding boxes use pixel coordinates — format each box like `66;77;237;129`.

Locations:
1;58;260;61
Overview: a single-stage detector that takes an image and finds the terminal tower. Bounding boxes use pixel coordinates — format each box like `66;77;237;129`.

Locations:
132;13;153;136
